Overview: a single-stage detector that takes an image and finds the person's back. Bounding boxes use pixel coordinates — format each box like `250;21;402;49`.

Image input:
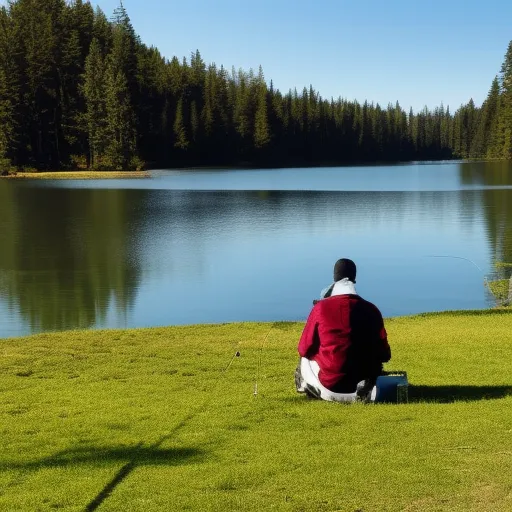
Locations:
299;293;390;392
296;258;391;399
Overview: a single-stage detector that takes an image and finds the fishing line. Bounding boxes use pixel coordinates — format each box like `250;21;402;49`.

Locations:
424;254;485;275
254;324;274;397
423;254;512;306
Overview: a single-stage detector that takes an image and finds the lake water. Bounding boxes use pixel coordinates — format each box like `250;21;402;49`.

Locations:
0;160;511;339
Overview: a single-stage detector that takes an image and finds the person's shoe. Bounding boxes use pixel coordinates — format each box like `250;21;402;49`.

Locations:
295;366;306;393
304;385;321;399
356;379;374;402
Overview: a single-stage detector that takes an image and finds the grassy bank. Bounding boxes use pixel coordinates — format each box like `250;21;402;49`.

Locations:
1;310;512;511
1;170;150;180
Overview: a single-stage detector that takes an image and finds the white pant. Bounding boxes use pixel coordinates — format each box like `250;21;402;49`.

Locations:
298;358;361;403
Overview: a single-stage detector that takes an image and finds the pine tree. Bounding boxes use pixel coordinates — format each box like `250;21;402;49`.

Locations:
201;66;214;139
190;100;199;144
173;96;189;150
359;101;372;157
440;104;450;152
0;6;17;168
0;67;12;169
103;26;137;169
233;69;250;153
58;0;95;163
92;6;112;52
254;66;270;149
481;77;501;158
451;107;463;158
407;107;416;154
492;42;512;158
8;0;66;167
82;38;107;168
190;50;206;90
135;44;167;163
371;103;385;157
59;28;82;156
215;65;231;147
463;99;476;157
110;1;140;127
352;101;362;158
471;78;499;157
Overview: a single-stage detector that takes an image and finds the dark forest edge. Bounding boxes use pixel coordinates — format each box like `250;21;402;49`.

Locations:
1;1;512;173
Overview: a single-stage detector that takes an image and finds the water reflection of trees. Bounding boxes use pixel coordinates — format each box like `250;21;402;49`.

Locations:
0;184;140;332
459;161;512;302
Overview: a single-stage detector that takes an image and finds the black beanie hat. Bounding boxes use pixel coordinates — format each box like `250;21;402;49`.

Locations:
333;258;356;283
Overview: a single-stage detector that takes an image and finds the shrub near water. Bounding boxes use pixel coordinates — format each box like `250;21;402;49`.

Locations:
487;261;512;306
488;280;510;304
1;312;512;511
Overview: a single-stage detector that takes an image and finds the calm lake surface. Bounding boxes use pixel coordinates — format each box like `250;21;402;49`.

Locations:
1;160;511;339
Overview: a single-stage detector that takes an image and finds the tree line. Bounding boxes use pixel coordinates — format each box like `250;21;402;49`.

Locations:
1;0;512;171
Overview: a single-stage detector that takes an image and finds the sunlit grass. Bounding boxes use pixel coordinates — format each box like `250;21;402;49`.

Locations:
1;171;150;180
1;312;512;511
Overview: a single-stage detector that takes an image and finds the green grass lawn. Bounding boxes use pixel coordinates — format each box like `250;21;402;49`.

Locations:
1;310;512;511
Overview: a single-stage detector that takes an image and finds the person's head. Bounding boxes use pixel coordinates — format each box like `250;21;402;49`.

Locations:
333;258;356;283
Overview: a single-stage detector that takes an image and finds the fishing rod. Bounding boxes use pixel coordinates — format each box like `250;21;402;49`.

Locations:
254;323;275;397
224;349;241;372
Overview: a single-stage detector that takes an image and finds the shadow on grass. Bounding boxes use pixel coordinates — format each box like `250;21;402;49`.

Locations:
409;385;512;403
1;445;204;512
282;386;512;404
0;445;203;471
2;377;219;509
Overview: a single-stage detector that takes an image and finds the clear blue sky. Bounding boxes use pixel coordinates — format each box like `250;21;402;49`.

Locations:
18;1;512;112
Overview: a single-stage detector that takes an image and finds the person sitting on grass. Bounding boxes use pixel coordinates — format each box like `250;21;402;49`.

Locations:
295;258;391;401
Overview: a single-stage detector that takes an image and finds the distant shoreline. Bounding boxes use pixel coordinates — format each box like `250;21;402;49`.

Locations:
173;158;467;171
0;159;494;179
1;170;151;180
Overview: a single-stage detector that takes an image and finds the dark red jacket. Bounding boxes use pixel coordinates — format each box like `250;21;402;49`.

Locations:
298;294;391;393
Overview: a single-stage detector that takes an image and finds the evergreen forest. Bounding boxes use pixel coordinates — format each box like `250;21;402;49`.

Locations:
1;0;512;171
